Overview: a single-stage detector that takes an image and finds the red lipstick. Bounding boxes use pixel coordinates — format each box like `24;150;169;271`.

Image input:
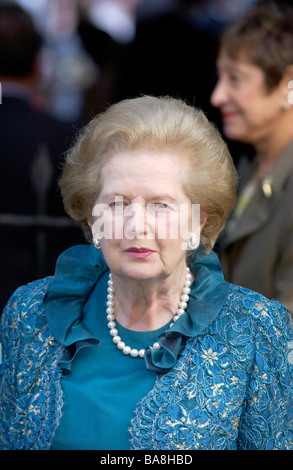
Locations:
222;112;237;120
124;247;155;259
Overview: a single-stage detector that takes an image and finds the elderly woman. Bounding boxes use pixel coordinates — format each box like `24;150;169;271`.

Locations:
210;0;293;313
0;96;293;450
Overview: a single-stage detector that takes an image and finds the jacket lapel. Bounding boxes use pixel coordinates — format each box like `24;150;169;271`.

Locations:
223;139;293;246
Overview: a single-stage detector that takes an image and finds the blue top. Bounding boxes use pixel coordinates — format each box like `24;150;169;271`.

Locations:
1;245;293;450
51;273;173;450
48;246;228;450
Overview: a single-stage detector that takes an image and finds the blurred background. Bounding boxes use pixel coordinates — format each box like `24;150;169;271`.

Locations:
0;0;258;309
11;0;258;122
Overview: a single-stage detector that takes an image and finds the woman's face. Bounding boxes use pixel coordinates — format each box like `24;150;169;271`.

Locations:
210;52;287;145
90;150;206;282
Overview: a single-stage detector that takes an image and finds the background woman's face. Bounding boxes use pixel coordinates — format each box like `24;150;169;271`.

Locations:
211;52;287;145
90;150;205;282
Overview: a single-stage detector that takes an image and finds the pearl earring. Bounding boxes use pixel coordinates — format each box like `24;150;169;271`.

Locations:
188;233;200;250
93;233;101;249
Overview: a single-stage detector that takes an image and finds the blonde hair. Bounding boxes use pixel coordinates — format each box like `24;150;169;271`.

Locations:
60;96;237;253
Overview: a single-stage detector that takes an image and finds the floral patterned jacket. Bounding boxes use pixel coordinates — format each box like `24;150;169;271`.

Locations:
1;247;293;450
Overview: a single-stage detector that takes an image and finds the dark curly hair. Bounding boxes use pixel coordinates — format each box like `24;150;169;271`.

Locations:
219;0;293;91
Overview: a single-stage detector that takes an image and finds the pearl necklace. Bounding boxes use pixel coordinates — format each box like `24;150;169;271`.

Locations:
106;267;192;358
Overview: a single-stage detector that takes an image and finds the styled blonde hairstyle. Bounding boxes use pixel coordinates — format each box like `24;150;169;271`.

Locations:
60;96;237;253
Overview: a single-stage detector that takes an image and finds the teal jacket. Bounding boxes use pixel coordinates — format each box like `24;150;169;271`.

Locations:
1;246;293;450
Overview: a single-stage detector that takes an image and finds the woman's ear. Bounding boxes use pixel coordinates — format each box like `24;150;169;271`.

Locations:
199;210;208;234
280;65;293;108
87;209;94;235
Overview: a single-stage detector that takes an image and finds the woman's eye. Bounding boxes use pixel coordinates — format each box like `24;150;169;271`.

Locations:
154;202;168;209
109;200;126;208
229;73;240;85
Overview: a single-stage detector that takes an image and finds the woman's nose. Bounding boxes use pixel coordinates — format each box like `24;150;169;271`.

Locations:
210;79;228;108
124;204;148;240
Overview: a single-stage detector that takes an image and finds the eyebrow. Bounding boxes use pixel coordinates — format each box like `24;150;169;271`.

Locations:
148;194;179;203
101;193;180;204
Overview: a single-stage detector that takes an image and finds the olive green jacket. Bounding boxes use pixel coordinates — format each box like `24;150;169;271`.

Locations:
220;139;293;314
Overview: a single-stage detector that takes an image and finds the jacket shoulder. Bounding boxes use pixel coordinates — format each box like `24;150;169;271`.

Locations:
1;277;53;339
226;283;290;319
221;283;293;344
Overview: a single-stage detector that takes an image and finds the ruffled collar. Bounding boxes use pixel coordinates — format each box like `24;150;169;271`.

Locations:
44;245;230;374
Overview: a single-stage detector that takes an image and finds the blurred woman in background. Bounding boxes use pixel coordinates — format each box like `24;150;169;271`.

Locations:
211;0;293;314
